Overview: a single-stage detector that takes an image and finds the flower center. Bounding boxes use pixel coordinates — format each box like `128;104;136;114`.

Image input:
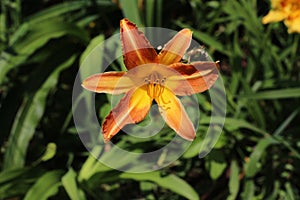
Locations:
144;73;172;112
144;76;166;99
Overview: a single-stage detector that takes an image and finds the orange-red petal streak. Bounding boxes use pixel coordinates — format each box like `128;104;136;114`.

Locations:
120;18;157;70
82;72;133;94
102;86;152;142
158;28;192;65
166;61;219;96
155;87;196;141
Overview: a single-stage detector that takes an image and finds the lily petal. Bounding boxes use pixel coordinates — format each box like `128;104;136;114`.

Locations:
102;86;152;142
262;10;287;24
285;14;300;33
120;18;157;70
82;72;134;94
158;28;192;65
165;61;219;96
155;87;196;141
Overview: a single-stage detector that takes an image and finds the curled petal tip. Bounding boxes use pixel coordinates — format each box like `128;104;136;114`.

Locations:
120;18;136;31
81;80;91;91
81;83;87;90
120;18;157;69
120;18;129;25
215;60;221;69
181;28;193;36
177;126;196;141
176;128;196;141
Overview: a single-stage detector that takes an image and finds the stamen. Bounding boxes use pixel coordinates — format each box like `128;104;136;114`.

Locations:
149;83;154;97
146;84;150;96
153;84;159;98
145;75;170;101
160;77;166;85
157;84;164;97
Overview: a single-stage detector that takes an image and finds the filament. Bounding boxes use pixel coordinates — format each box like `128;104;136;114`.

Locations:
144;76;171;110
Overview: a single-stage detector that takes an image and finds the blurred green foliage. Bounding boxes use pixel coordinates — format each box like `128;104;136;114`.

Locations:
0;0;299;199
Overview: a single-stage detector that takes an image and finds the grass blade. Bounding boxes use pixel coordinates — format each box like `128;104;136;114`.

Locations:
240;88;300;99
120;171;199;200
119;0;143;26
24;170;64;200
62;168;86;200
244;137;278;178
3;55;76;169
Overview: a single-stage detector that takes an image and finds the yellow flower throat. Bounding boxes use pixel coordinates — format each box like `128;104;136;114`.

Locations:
145;79;165;98
144;72;166;98
144;73;171;110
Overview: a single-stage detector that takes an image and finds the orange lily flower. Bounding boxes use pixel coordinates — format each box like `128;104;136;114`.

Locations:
82;19;219;143
262;0;300;33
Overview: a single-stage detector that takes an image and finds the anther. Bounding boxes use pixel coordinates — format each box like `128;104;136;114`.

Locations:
160;77;166;85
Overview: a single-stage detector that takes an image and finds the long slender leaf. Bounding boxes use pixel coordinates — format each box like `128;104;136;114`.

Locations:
119;0;143;27
24;170;64;200
227;160;240;200
244;137;278;178
241;180;255;200
0;20;88;85
62;168;86;200
3;55;77;169
0;167;44;199
120;171;199;200
274;109;299;136
240;88;300;99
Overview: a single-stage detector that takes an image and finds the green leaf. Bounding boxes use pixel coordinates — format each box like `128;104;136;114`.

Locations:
285;182;296;200
0;19;88;85
244;137;278;178
155;0;163;27
24;170;64;200
78;146;108;181
241;180;255;200
205;150;227;180
200;117;269;136
0;167;45;199
25;1;91;24
12;20;89;54
192;30;226;53
239;88;300;99
41;143;57;162
227;160;240;200
120;171;199;200
182;135;204;159
3;55;77;170
119;0;143;27
80;34;105;66
62;168;86;200
265;181;280;200
0;167;38;185
274;109;299;136
240;79;266;130
145;0;155;26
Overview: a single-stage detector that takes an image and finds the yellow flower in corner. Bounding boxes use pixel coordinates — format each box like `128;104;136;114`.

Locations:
262;0;300;33
82;18;219;142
